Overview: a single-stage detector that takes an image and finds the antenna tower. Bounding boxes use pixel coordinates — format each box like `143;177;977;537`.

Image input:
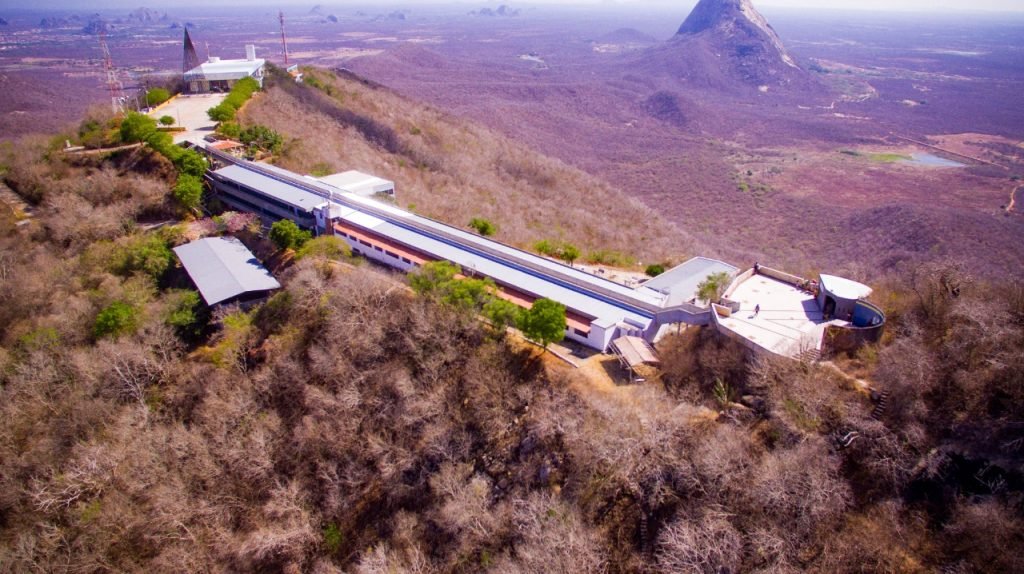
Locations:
98;29;125;113
279;10;290;65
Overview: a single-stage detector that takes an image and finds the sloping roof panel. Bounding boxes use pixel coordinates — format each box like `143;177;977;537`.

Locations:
213;164;326;212
819;274;872;300
641;257;739;306
173;237;281;305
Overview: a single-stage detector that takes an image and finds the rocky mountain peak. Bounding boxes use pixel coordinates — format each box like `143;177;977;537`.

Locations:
675;0;798;70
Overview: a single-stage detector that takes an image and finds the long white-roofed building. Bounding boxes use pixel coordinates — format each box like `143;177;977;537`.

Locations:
197;147;884;357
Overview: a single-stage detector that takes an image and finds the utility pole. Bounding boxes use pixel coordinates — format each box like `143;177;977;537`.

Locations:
98;28;125;113
279;10;290;65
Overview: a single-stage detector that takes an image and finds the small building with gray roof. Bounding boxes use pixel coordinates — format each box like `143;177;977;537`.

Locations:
173;236;281;307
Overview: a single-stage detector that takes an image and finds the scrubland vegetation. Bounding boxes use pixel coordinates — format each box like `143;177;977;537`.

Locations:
0;78;1022;573
240;67;696;268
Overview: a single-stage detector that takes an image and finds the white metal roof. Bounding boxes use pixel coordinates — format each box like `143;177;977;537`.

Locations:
316;171;394;194
640;257;738;306
819;274;872;300
214;164;327;212
212;159;665;324
184;58;264;82
173;237;281;305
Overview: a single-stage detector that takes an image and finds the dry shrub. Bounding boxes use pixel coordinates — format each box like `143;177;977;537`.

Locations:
941;498;1024;573
656;509;743;574
494;492;607;574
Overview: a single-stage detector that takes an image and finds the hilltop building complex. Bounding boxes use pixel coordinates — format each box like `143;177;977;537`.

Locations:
197;147;884;359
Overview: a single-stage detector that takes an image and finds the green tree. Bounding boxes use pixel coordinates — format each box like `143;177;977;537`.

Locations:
520;298;566;350
93;301;140;339
120;112;158;143
158;115;175;126
440;277;494;311
295;235;351;261
174;174;203;212
145;88;171;107
171;148;207;179
409;261;459;295
469;217;497;237
697;271;732;304
269;219;312;251
483;298;523;331
558;243;580;267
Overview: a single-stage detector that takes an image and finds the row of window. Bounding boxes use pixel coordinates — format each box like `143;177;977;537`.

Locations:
336;230;416;267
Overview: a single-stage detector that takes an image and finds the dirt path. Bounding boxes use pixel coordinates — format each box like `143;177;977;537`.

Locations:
62;142;143;156
1008;184;1023;213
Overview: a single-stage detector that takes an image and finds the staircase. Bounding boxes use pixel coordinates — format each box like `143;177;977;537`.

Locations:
797;347;821;364
871;390;891;420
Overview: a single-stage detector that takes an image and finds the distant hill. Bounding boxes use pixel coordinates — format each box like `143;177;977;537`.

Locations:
596;28;658;45
640;0;818;93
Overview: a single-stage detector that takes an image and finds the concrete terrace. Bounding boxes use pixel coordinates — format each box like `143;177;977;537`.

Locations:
148;93;226;144
716;273;832;357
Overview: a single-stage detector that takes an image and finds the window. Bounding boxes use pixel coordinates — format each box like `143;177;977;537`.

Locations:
573;328;588;337
385;250;398;258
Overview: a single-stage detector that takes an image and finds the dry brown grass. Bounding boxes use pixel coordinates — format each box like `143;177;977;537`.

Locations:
240;68;700;268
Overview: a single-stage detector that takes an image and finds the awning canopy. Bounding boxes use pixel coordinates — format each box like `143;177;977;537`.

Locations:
610;336;660;369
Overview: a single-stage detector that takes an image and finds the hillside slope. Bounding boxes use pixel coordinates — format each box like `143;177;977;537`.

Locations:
241;67;702;267
0;83;1022;574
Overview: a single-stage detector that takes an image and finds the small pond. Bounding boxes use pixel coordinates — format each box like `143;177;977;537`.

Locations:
901;152;966;168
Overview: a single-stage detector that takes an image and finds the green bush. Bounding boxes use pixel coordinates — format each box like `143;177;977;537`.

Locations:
585;249;635;267
110;234;174;282
120;112;158;144
165;289;206;339
645;264;666;277
93;301;140;339
207;103;236;123
322;523;343;555
145;88;171;107
295;235;351;261
174;174;204;212
269;219;312;251
469;217;497;237
158;115;175;126
534;239;579;266
217;121;241;139
239;125;283;154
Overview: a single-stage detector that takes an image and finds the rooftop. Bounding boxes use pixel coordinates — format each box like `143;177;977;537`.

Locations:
638;256;738;307
715;273;832;358
173;236;281;306
610;336;660;368
316;170;394;194
184;57;264;81
820;274;872;300
213;164;328;213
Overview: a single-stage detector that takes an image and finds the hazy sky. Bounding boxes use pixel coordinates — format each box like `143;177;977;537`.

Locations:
15;0;1024;13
